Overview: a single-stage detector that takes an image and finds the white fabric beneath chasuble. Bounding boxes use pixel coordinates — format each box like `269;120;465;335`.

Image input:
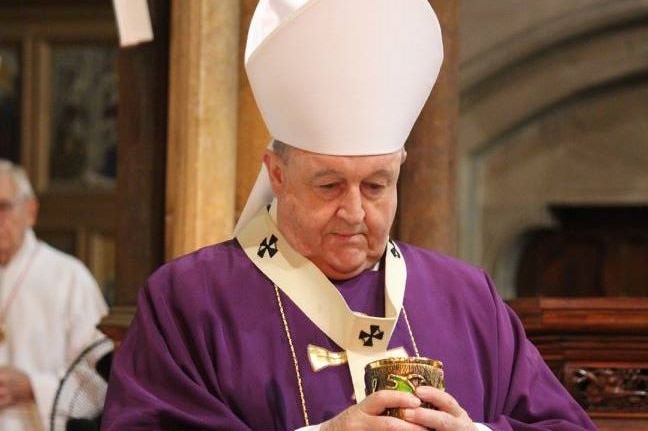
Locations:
237;204;409;402
0;230;108;431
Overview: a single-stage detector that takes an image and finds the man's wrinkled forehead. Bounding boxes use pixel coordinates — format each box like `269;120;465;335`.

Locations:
0;174;18;196
284;147;406;181
277;141;406;164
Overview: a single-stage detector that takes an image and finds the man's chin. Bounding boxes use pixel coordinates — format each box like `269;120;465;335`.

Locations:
319;255;374;280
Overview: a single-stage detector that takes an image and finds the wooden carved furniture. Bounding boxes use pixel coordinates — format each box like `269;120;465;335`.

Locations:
510;298;648;431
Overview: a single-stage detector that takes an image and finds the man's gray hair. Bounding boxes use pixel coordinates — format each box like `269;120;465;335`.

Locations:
0;159;35;199
271;140;293;162
271;139;407;164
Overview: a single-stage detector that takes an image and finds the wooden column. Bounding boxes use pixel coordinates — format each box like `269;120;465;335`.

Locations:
397;0;459;255
165;0;240;259
101;0;170;338
114;0;169;305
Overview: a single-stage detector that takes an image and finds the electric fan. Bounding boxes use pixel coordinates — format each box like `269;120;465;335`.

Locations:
49;336;114;431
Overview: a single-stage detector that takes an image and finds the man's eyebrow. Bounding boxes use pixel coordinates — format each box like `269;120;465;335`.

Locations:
367;169;395;178
310;168;395;181
310;169;341;180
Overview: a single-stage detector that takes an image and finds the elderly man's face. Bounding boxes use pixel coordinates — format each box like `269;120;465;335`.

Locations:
0;175;37;266
264;147;404;280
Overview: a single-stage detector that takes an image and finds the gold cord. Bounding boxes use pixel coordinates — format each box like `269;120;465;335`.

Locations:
274;285;420;426
274;285;310;426
402;307;420;357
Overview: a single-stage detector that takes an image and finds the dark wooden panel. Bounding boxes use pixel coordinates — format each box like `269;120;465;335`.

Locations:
517;206;648;297
37;192;116;233
114;0;169;306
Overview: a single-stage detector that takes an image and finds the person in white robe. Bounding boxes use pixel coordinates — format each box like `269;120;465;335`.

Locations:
0;159;108;430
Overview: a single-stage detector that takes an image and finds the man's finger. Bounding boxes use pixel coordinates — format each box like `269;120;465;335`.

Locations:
360;390;422;416
416;386;469;418
0;393;12;408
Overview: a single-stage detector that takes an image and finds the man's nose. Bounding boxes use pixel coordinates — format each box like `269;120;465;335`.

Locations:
337;187;365;223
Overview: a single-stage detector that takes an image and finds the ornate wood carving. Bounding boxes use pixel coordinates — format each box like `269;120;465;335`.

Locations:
509;297;648;429
566;365;647;413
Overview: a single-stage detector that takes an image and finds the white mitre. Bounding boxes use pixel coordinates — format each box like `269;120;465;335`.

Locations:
235;0;444;234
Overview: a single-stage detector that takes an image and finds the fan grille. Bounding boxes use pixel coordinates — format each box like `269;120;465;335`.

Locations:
50;337;113;431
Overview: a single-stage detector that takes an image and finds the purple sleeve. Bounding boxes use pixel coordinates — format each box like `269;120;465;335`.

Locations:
481;272;597;431
100;279;255;431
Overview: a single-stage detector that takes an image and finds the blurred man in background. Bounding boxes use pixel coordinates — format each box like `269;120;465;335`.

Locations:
0;159;107;430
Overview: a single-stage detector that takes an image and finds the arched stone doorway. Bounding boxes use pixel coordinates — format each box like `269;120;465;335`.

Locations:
458;5;648;298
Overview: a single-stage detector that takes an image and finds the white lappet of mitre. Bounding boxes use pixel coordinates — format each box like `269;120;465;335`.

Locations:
235;0;444;233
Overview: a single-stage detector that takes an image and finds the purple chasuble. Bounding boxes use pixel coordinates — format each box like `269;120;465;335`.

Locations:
101;240;596;431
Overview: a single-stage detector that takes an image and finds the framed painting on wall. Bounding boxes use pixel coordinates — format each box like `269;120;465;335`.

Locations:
48;44;118;190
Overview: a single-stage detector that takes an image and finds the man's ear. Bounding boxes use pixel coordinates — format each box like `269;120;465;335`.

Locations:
262;150;285;195
24;197;39;228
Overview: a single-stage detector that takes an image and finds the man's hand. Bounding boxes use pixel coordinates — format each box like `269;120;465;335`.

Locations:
321;390;426;431
0;366;34;409
321;387;478;431
402;386;478;431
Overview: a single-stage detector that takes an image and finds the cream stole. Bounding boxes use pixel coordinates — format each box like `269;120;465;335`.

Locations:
237;204;409;402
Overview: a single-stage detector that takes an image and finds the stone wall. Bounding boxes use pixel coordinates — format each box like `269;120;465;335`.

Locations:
457;0;648;297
